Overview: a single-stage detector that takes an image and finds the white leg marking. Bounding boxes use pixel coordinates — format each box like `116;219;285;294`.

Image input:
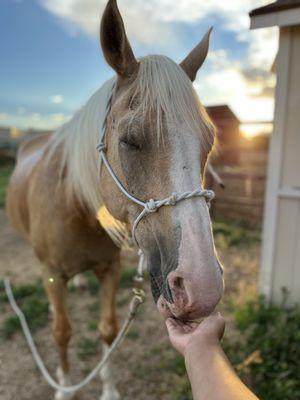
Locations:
73;274;88;290
54;366;75;400
100;344;120;400
49;302;54;315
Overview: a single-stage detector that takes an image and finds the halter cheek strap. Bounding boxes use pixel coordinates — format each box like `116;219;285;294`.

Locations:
96;81;215;248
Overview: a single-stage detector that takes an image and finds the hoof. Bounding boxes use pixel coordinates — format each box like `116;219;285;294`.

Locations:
100;388;120;400
55;367;75;400
54;390;75;400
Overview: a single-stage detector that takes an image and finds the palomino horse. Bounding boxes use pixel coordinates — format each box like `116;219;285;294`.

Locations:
6;0;224;398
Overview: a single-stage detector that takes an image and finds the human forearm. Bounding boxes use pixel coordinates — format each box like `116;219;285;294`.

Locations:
185;341;259;400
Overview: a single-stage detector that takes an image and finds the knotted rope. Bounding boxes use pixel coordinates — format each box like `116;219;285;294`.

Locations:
96;81;215;248
4;76;216;395
3;271;145;394
131;189;214;245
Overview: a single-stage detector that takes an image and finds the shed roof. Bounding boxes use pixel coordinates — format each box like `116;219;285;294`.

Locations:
250;0;300;17
206;105;240;123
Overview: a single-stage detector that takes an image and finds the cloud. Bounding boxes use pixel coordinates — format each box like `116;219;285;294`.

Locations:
246;27;278;69
39;0;271;39
0;112;9;121
196;47;276;122
40;0;173;45
36;0;278;122
51;95;64;104
38;1;278;69
0;110;71;130
38;0;277;62
196;67;275;122
241;66;276;98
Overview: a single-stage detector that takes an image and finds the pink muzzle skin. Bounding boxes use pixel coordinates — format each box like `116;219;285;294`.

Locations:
157;265;224;321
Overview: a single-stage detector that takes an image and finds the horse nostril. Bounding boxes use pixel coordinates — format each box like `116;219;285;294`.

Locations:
168;272;185;292
173;276;184;290
167;272;188;307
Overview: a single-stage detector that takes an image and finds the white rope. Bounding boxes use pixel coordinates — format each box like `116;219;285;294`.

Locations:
96;83;215;249
3;277;144;394
3;79;216;394
97;146;146;208
131;189;214;245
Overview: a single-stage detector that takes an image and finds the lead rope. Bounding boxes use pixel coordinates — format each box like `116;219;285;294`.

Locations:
4;77;215;394
2;79;146;394
3;253;146;394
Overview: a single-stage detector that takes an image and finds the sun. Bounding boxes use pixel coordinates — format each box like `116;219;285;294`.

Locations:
240;123;273;140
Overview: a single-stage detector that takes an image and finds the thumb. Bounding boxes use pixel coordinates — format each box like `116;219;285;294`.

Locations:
166;318;178;334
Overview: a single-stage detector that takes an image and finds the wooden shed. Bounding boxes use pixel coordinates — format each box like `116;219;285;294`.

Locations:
250;0;300;305
207;105;241;166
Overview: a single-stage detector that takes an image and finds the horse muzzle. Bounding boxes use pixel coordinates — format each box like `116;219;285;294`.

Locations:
157;266;224;321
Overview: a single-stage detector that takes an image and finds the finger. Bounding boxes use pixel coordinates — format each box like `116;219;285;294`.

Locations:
166;318;180;333
216;314;226;339
201;313;226;339
167;318;192;337
182;322;197;333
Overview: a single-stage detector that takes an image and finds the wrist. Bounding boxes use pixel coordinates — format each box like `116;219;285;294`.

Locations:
184;335;221;367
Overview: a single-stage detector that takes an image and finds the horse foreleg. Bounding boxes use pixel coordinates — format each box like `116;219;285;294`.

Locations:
95;259;121;400
42;268;74;400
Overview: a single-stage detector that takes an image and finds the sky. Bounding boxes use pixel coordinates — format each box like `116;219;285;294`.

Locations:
0;0;278;134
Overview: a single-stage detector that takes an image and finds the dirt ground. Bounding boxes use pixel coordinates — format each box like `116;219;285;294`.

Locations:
0;209;259;400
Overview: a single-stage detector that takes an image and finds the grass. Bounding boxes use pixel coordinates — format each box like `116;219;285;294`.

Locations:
127;329;140;340
0;206;265;397
138;343;192;400
213;219;261;249
85;271;100;295
87;320;98;332
223;295;300;400
82;266;138;297
170;294;300;400
0;279;48;340
0;164;13;208
77;337;100;360
120;267;137;288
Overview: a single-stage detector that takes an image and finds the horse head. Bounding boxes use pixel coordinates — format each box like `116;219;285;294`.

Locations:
99;0;224;321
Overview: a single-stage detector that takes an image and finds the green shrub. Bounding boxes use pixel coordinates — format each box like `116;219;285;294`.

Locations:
120;267;137;288
224;296;300;400
0;165;13;208
0;280;45;303
0;279;48;339
84;271;99;295
213;219;261;248
172;296;300;400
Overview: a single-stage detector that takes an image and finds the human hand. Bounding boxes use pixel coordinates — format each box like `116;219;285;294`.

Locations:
166;313;225;357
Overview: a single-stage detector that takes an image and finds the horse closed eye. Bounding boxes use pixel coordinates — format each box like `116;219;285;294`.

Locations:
119;137;141;150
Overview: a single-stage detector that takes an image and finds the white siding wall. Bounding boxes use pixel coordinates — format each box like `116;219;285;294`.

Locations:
261;26;300;305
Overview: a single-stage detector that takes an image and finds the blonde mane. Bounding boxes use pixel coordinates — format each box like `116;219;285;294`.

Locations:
116;55;215;147
49;55;215;213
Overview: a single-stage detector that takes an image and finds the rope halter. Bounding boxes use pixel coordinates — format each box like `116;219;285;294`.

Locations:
97;79;215;248
3;78;216;395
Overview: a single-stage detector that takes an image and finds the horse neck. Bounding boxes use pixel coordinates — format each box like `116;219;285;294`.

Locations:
48;77;117;214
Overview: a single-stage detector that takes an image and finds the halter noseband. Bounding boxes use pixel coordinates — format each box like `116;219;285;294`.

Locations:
96;81;215;248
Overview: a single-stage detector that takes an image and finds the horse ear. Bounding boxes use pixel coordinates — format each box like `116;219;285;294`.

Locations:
100;0;138;78
180;28;212;82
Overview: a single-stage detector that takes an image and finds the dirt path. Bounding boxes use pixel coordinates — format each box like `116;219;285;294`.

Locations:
0;209;259;400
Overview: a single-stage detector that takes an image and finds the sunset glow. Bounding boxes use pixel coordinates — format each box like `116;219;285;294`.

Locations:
0;1;278;130
240;123;273;139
